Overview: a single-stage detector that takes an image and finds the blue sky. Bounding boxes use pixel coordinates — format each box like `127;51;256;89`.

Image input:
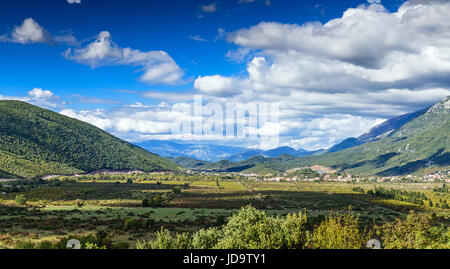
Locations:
1;0;450;150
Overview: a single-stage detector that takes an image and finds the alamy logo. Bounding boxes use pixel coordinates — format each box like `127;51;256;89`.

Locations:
170;95;280;149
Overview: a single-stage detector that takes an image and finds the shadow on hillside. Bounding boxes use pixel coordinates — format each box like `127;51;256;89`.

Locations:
377;148;449;176
201;164;255;173
0;169;16;179
340;152;398;170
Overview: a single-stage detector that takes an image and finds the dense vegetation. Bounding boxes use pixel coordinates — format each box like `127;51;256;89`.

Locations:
135;207;448;249
0;101;178;178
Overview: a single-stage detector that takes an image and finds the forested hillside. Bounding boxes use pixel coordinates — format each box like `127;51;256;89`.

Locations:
0;101;178;178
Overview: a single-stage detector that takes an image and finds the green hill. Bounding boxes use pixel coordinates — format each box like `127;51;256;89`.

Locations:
0;100;179;178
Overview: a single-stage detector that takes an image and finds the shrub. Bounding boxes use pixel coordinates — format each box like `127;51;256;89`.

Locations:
15;240;35;249
136;228;191;249
15;194;27;206
377;211;450;249
37;241;55;249
215;206;309;249
312;211;369;249
191;227;223;249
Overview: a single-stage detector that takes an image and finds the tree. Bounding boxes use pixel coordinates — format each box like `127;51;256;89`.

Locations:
377;211;449;249
142;198;150;208
312;211;369;249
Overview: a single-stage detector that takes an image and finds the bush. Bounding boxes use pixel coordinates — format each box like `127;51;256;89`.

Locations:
312;211;369;249
136;228;191;249
377;211;450;249
191;227;223;249
15;240;36;249
142;199;151;208
215;206;309;249
37;241;55;249
112;241;130;249
15;194;27;206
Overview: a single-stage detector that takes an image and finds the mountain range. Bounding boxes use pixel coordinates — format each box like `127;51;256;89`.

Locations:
136;105;431;163
0;96;448;178
137;141;318;162
181;96;450;176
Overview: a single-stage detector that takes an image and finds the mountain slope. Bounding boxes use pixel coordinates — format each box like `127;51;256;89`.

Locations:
324;108;429;154
191;96;450;176
282;96;450;176
167;156;210;169
0;101;178;178
227;146;316;162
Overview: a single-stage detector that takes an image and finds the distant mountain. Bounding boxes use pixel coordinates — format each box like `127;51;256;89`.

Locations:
326;138;363;153
227;149;264;162
166;156;210;169
136;140;246;162
137;140;316;163
227;146;316;162
324;107;429;154
0;101;178;178
191;96;450;176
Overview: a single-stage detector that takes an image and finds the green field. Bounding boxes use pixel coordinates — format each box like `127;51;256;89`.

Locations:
0;176;448;249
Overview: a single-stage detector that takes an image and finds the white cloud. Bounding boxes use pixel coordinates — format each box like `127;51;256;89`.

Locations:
0;18;53;44
194;75;241;97
140;91;196;102
226;47;251;62
189;35;207;42
28;88;55;99
60;104;186;136
0;88;64;109
180;0;450;149
64;31;184;85
54;33;79;46
201;3;217;13
67;0;81;3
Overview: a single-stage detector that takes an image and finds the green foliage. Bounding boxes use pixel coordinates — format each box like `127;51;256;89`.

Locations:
216;206;310;249
377;211;450;249
434;184;449;193
191;227;223;249
368;187;428;206
312;211;370;249
136;228;191;249
138;206;310;249
14;194;27;205
15;240;36;249
0;100;178;178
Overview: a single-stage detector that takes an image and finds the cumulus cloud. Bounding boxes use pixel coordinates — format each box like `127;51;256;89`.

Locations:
194;75;241;97
222;0;450;98
0;88;64;109
60;104;185;137
182;0;450;149
0;18;53;44
64;31;184;85
0;18;80;46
